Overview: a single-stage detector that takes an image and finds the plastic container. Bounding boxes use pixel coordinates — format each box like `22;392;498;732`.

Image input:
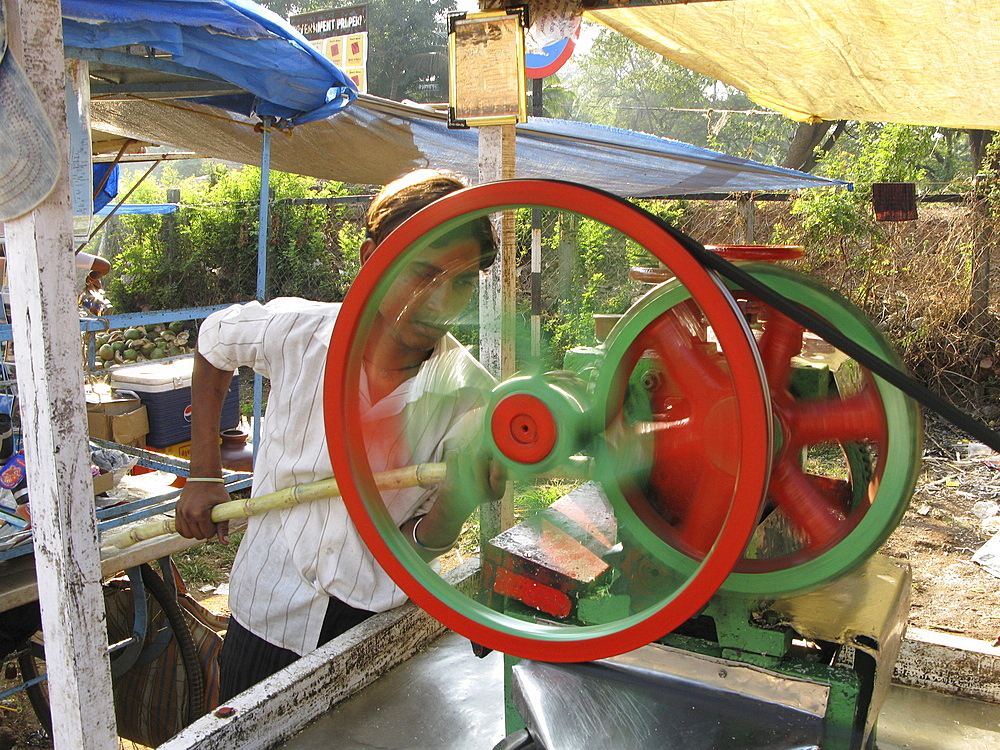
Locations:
110;357;239;448
966;442;994;458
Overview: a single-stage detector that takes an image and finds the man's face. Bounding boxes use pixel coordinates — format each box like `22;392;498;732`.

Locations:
377;236;482;355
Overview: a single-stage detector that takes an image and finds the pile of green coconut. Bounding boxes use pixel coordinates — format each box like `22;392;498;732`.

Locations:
93;321;193;368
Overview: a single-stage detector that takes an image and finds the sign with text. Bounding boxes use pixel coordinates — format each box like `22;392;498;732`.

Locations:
290;5;368;92
448;9;527;128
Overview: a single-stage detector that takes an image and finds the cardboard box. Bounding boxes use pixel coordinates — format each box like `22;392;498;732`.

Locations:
91;463;135;496
92;470;115;495
86;391;149;446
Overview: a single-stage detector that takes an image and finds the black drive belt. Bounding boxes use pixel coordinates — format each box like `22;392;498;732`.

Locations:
666;224;1000;455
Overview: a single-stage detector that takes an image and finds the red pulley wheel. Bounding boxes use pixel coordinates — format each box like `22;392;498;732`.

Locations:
325;180;772;661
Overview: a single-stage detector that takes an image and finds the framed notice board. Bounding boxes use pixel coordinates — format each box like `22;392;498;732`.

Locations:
448;9;527;128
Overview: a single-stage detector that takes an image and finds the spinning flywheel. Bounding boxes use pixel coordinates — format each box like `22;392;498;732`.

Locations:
604;264;921;597
324;180;921;662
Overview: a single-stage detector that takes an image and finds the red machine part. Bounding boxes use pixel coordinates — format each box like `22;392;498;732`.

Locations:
737;301;888;569
608;299;754;559
612;263;918;597
491;393;557;465
628;245;804;287
706;245;805;261
482;485;618;620
621;295;891;567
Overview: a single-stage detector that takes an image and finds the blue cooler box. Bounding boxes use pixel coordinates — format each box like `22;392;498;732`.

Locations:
110;356;240;448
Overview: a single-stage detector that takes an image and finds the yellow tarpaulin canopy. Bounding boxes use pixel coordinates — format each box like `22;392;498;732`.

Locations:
588;0;1000;129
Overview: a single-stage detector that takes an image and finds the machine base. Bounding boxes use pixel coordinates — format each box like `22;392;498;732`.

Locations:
501;555;911;750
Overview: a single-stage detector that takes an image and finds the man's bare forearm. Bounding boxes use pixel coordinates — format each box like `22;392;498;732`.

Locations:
188;351;234;477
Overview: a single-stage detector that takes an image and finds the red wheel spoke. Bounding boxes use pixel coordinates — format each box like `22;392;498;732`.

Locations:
804;474;856;513
758;310;803;392
675;466;737;557
643;417;695;457
661;344;726;396
785;385;887;448
769;457;844;547
647;423;700;510
645;315;727;396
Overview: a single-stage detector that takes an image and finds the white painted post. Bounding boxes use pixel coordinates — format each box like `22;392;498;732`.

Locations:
2;1;118;747
530;209;541;359
477;124;516;381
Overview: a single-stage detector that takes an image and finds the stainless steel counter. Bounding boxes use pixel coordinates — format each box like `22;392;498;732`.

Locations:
281;630;1000;750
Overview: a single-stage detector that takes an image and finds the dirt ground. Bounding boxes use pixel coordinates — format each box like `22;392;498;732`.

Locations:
878;414;1000;644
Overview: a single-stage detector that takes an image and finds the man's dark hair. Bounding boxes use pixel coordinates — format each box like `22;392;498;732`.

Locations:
366;169;498;270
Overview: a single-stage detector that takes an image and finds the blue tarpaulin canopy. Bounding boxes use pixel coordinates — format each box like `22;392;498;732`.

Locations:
95;203;177;215
92;163;119;212
63;0;356;126
77;0;844;196
92;94;846;197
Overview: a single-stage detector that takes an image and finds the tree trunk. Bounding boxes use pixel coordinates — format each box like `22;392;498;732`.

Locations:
968;130;998;175
782;120;845;173
969;192;992;336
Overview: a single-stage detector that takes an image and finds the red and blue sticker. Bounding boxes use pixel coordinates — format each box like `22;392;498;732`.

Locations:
525;22;581;79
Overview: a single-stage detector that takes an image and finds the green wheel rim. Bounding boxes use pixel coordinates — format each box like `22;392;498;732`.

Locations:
719;264;922;596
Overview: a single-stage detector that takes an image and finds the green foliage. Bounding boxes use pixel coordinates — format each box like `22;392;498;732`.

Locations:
513;480;579;521
259;0;454;102
360;0;454;101
568;30;707;141
102;166;365;313
634;197;687;229
530;77;577;120
826;122;936;185
775;124;938;278
981;133;1000;217
565;27;796;164
538;201;686;364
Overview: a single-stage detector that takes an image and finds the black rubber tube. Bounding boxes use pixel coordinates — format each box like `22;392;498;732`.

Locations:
140;562;205;724
17;639;51;737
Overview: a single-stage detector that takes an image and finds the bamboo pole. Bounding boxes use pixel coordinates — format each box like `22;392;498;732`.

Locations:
104;462;447;550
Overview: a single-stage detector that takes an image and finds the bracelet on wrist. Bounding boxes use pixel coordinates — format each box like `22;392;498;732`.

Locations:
410;515;456;553
185;476;225;484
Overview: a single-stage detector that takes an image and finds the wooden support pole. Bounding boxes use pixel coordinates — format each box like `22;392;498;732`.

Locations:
2;1;118;747
478;123;517;536
477;123;517;381
252;124;273;464
737;193;756;244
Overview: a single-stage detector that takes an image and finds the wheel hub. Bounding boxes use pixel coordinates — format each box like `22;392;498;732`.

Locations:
491;393;557;465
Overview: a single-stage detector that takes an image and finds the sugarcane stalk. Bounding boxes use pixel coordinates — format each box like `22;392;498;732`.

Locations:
103;462;447;550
